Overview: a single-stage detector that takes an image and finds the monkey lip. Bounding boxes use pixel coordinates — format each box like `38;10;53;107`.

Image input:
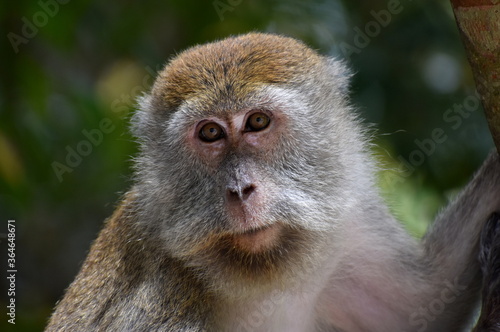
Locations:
231;223;282;253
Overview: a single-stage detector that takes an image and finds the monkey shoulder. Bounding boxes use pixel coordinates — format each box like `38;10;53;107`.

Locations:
46;199;213;331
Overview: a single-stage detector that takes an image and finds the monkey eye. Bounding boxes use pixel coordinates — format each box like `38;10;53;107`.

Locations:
246;112;270;132
199;122;225;142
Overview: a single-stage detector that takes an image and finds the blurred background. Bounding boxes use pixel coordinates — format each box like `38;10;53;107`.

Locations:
0;0;494;330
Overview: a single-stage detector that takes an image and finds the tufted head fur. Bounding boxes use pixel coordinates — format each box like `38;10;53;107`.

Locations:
152;33;321;109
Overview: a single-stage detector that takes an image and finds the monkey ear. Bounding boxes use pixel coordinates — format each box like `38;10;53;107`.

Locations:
131;93;154;139
325;57;353;95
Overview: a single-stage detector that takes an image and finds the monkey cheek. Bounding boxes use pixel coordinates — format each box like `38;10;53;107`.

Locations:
232;223;283;253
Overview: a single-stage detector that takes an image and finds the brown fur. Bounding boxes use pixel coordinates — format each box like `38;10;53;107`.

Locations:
151;33;322;110
46;192;215;331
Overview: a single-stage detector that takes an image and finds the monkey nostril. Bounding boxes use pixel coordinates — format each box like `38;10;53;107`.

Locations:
242;184;255;200
226;188;239;202
226;184;255;202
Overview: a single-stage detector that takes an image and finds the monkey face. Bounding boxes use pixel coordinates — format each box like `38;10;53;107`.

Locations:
132;33;364;286
184;97;321;255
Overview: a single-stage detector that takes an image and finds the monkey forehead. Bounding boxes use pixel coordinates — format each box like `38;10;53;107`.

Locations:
150;33;323;110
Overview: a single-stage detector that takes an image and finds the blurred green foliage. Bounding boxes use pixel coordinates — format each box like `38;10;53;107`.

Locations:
0;0;493;330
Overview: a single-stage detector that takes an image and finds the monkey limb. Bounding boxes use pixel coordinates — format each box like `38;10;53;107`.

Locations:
473;213;500;332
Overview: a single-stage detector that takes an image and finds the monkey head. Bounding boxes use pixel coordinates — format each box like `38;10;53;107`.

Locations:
132;33;370;292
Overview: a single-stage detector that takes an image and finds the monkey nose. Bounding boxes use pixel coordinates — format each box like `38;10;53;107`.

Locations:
226;184;256;203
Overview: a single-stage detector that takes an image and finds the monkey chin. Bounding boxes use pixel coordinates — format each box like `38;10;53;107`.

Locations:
184;222;320;296
231;223;283;254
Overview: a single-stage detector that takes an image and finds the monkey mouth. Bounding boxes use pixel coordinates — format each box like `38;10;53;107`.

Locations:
239;224;272;235
231;223;283;253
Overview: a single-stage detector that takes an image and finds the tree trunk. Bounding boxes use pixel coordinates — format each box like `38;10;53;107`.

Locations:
450;0;500;153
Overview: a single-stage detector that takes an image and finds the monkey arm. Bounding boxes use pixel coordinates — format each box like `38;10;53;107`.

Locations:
419;152;500;329
398;151;500;331
318;152;500;332
474;213;500;331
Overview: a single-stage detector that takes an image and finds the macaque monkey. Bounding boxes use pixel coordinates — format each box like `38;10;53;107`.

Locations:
473;213;500;332
46;33;500;332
